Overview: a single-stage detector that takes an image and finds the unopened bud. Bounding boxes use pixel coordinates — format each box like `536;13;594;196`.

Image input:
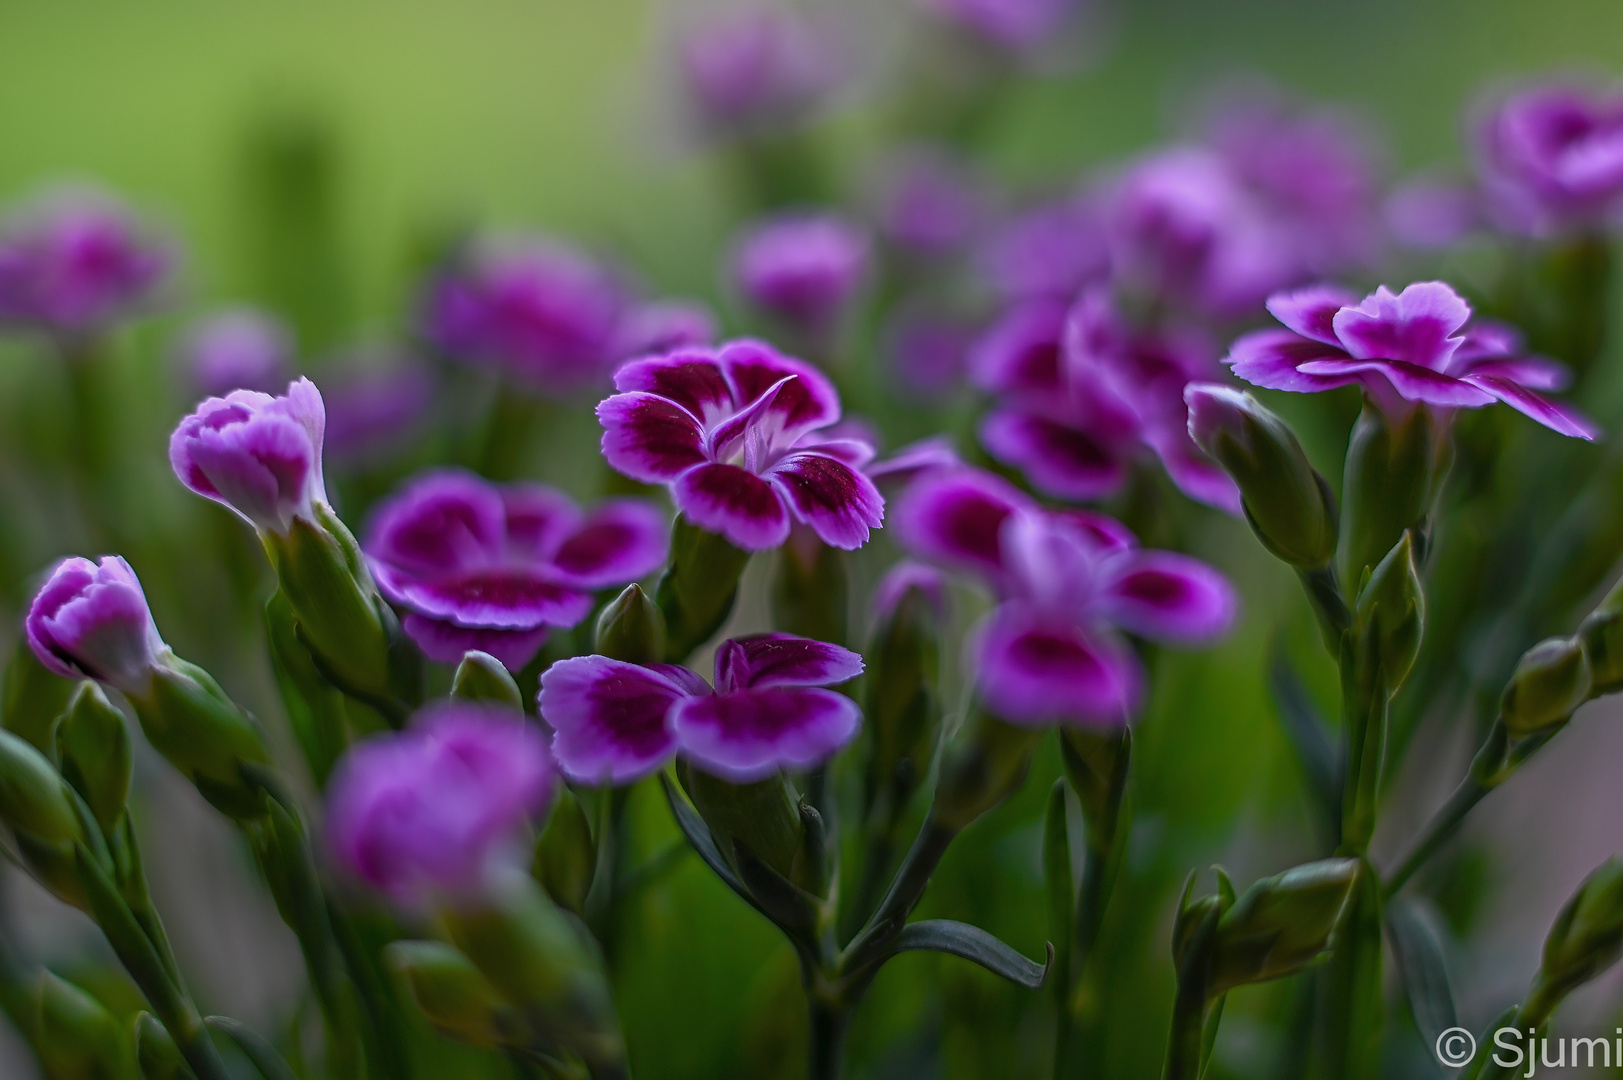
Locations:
386;939;532;1049
1340;403;1441;586
771;529;849;646
127;656;271;820
133;1012;187;1080
595;583;666;666
533;788;597;916
863;563;944;824
57;683;132;834
1208;858;1359;994
681;765;806;886
1185;384;1338;569
0;729;81;846
1059;726;1131;853
1579;576;1623;696
1171;868;1232;976
655;517;751;662
1529;857;1623;1018
451;651;524;713
1502;637;1592;738
1352;532;1425;693
932;713;1043;833
35;971;128;1080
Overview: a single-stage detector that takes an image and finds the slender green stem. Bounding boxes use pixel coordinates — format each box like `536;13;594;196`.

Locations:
1298;565;1350;649
807;998;850;1080
838;816;957;975
1382;774;1488;899
1161;976;1210;1080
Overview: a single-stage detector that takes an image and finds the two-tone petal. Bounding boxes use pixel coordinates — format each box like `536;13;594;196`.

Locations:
541;656;693;784
672;688;860;783
973;604;1142;728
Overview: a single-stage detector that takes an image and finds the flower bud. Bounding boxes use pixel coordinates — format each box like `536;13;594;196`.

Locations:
56;682;131;834
1208;858;1360;994
0;729;82;846
263;505;400;704
862;563;944;826
1059;726;1131;853
1502;636;1592;738
441;881;626;1075
655;517;752;662
533;788;597;916
771;528;849;646
1528;857;1623;1019
1352;531;1424;693
680;765;806;886
1340;402;1441;586
1579;576;1623;696
2;637;77;756
931;713;1043;833
169;377;327;537
133;1012;187;1080
385;940;532;1049
1171;868;1232;977
35;971;129;1080
594;583;666;666
451;651;524;713
1185;384;1338;570
125;657;271;820
25;556;165;696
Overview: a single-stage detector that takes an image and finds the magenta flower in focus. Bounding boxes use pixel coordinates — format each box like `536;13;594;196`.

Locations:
677;5;844;136
169;377;329;536
918;0;1079;52
541;633;862;784
181;307;293;396
971;290;1240;512
26;556;166;694
423;238;628;395
326;705;555;903
364;470;669;669
896;467;1236;726
0;192;171;339
597;340;884;551
733;213;869;335
1108;147;1296;317
1477;85;1623;235
1227;281;1597;438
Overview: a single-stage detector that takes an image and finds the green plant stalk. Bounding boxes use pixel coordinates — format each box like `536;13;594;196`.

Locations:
1316;861;1382;1080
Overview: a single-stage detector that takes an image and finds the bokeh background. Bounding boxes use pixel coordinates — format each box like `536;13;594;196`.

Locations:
6;1;1623;1077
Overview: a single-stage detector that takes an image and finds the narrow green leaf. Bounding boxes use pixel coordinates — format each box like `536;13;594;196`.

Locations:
205;1016;299;1080
1387;898;1457;1054
889;919;1052;989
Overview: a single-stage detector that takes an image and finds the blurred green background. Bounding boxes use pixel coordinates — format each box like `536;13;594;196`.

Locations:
5;2;1623;1078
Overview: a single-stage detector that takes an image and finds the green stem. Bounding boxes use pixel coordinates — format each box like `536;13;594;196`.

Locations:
807;997;850;1080
1161;976;1210;1080
1298;565;1351;649
838;816;958;976
1382;775;1487;899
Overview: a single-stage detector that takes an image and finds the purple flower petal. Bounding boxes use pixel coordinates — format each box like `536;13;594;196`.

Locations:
365;471;508;579
1101;552;1238;643
26;555;164;692
400;615;550;670
499;485;588;562
1142;422;1243;515
1330;282;1471;369
383;570;592;630
1458;373;1599;440
539;655;690;784
1266;283;1359;346
973;604;1141;728
549;500;670;588
1295;357;1496;408
864;436;959;487
597;392;708;482
872;561;948;624
612;351;735;425
979;407;1128;501
768;451;885;550
1226;329;1362;394
968;300;1067;396
707;375;795;461
893;468;1031;583
674;462;791;551
720;340;841;442
671;687;860;783
1457;356;1570;391
714;633;864;691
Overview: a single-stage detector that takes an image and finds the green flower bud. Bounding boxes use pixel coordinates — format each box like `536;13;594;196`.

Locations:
654;517;751;663
1502;636;1592;738
0;729;82;847
57;683;131;835
1352;531;1425;693
441;881;626;1075
450;651;524;713
1170;868;1231;977
862;573;942;828
1340;402;1443;586
533;789;597;916
262;507;396;702
2;637;76;757
133;1012;187;1080
931;713;1043;833
1527;857;1623;1022
1579;576;1623;696
1208;858;1360;995
1186;384;1338;570
126;656;271;820
770;533;848;646
1059;726;1131;853
594;583;666;666
35;971;129;1080
386;940;532;1049
680;765;806;886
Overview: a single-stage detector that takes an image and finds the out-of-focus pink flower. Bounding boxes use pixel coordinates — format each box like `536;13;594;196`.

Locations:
733;212;870;334
875;148;987;258
883;309;975;400
677;5;846;137
977;196;1109;303
180;307;294;397
0;191;172;339
918;0;1080;52
1477;84;1623;235
1228;280;1596;438
326;705;555;904
26;555;166;695
319;352;436;466
1385;179;1482;250
612;300;717;360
